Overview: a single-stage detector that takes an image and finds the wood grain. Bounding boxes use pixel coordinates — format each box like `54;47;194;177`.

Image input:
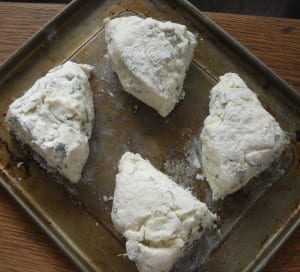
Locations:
0;187;76;272
0;2;299;272
207;12;300;91
0;3;66;64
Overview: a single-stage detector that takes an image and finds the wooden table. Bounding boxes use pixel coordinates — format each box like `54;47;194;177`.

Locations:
0;2;299;272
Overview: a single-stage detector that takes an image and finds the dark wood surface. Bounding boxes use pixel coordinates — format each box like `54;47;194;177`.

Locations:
190;0;300;19
0;2;299;272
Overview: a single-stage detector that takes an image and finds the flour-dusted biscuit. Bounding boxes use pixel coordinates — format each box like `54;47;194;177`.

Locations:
105;16;197;117
112;152;216;272
6;61;94;183
200;73;287;200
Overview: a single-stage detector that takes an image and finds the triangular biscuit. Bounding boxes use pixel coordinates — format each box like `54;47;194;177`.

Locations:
201;73;287;200
105;16;197;117
112;152;216;272
6;61;94;183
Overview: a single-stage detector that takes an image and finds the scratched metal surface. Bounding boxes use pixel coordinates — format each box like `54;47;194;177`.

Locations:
0;1;299;272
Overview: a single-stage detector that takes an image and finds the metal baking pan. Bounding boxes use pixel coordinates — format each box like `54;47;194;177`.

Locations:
0;0;299;271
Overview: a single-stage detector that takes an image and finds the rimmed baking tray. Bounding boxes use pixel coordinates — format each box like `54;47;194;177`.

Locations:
0;0;299;271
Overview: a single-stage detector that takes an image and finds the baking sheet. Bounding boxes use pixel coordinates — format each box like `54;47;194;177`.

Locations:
0;0;299;271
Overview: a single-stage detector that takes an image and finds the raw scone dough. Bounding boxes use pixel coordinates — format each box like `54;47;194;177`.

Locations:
105;16;197;117
6;61;94;183
200;73;287;200
112;152;216;272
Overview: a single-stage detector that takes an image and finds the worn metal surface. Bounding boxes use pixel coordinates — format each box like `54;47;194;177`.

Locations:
0;0;299;271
